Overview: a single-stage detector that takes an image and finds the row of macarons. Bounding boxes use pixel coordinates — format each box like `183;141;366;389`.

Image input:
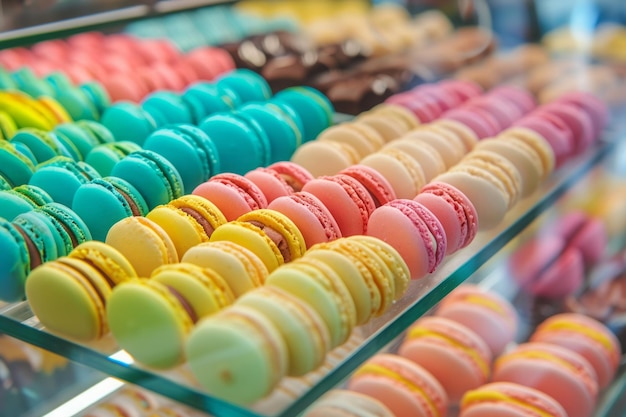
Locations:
302;283;621;417
0;32;236;103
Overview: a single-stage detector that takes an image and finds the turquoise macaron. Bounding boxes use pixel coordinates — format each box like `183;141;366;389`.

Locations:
11;67;55;98
36;203;92;256
216;69;272;104
54;121;111;161
199;112;271;175
79;81;111;117
0;184;53;220
272;86;334;142
0;218;31;301
182;82;235;123
13;210;60;263
29;156;101;206
43;71;74;94
0;140;36;187
0;68;17;90
10;128;75;164
238;102;302;163
72;176;149;241
141;91;193;126
54;87;99;122
100;101;158;145
76;120;116;145
111;150;184;210
0;174;11;191
85;141;142;177
143;124;221;194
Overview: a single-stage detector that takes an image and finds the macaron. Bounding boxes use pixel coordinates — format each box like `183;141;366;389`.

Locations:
199;112;271;175
0;218;36;301
273;86;334;142
264;161;314;192
302;174;377;236
492;342;599;417
414;181;478;254
145;195;227;257
85;141;143;177
141;91;193;126
460;382;568;417
193;173;268;221
339;165;397;208
399;316;493;403
72;176;149;242
348;353;448;417
111;150;184;210
267;191;342;248
0;184;53;221
317;122;385;159
244;167;298;203
144;124;221;194
107;263;234;369
36;202;92;255
185;304;288;405
100;101;158;145
237;285;331;376
360;148;426;200
302;389;396;417
29;156;101;207
215;68;272;104
367;199;447;280
181;241;268;297
11;128;74;164
181;81;235;122
105;216;178;277
530;313;621;389
290;140;360;177
0;140;36;188
25;241;137;342
265;255;357;348
435;284;518;356
383;138;446;183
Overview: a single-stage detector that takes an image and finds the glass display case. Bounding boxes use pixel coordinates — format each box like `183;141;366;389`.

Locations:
0;1;625;416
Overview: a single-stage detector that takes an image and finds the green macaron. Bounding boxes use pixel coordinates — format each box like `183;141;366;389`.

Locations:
0;184;53;220
36;203;92;256
85;141;142;177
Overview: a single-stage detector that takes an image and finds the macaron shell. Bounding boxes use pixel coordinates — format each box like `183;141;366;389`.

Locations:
317;122;385;159
291;140;358;178
244;168;295;203
69;240;137;285
383;138;446;183
105;216;178;277
303;389;396;417
360;149;425;200
181;241;267;297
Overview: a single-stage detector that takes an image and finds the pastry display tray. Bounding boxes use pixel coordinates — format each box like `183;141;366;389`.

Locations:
0;130;620;417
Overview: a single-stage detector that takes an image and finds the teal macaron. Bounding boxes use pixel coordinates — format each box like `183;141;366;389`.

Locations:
35;203;92;256
0;67;17;90
29;156;101;206
0;184;53;220
54;121;110;161
0;140;36;187
142;91;193;126
13;210;59;263
79;81;111;117
182;82;235;123
238;102;302;163
111;150;184;210
10;128;75;164
11;67;55;98
43;71;74;95
76;120;116;145
215;69;272;104
100;101;158;145
54;87;99;122
72;176;149;241
0;218;31;301
199;112;271;175
272;86;334;142
0;174;12;191
143;124;220;194
85;141;142;177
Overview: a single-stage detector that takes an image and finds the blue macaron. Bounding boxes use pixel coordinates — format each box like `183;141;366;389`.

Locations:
111;150;184;210
144;124;221;194
215;69;272;104
182;82;235;123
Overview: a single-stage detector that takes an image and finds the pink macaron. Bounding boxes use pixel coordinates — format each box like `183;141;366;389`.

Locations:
367;199;447;279
339;165;397;208
193;173;268;221
513;113;574;167
414;181;478;254
493;342;599;417
399;316;493;403
435;284;518;356
348;353;449;417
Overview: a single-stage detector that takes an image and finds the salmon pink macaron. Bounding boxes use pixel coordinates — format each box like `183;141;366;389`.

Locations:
367;199;446;279
530;313;621;389
399;316;492;403
339;165;397;208
414;181;478;254
435;284;518;356
193;173;268;221
460;382;567;417
493;342;599;417
302;174;376;236
348;354;448;417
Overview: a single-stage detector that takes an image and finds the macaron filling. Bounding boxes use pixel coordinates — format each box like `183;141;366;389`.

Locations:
247;220;291;262
179;206;216;237
164;285;198;324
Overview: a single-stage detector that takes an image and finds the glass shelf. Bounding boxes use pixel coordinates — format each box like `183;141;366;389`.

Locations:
0;0;237;49
0;131;618;417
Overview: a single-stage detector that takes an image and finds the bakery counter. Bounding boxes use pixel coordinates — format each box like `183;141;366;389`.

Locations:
0;128;619;417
